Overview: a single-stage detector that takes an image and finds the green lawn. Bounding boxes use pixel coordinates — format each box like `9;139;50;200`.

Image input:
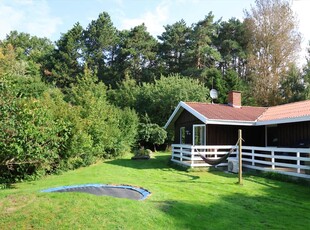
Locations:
0;152;309;230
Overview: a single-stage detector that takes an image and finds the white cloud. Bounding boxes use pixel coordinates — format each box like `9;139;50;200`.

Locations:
0;5;23;38
120;1;169;37
0;0;62;40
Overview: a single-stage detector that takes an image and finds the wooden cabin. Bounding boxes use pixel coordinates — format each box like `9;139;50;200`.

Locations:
164;91;310;179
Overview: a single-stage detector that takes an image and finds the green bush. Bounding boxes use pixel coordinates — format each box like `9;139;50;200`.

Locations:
108;74;209;126
0;91;66;182
0;70;139;183
67;72;139;158
138;122;167;151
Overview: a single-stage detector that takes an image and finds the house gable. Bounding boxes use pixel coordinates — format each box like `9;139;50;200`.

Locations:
164;101;207;129
174;109;204;145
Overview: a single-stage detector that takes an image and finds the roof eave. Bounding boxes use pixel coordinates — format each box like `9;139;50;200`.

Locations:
206;119;256;126
164;101;208;129
256;115;310;126
164;102;183;129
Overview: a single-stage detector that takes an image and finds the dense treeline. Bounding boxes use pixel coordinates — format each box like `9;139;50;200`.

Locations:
1;0;310;183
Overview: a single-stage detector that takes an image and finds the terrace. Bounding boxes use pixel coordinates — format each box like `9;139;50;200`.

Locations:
171;144;310;179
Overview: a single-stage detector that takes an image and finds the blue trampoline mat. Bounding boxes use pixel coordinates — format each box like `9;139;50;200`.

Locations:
41;184;151;200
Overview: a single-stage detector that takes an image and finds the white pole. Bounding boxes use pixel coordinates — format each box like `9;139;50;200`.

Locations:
238;129;243;185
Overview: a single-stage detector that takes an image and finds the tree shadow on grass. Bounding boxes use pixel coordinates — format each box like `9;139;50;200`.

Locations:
0;182;16;190
152;186;310;230
105;154;172;170
0;179;16;191
202;165;310;188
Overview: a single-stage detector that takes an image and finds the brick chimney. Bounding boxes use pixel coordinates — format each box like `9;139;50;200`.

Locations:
228;91;241;108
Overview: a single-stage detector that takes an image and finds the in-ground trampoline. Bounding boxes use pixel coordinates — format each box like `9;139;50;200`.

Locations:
41;184;151;200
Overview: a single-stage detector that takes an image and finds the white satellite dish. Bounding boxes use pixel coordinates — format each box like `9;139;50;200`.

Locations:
210;89;218;100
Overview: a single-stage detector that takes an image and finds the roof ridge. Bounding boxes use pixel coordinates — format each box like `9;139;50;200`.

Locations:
185;101;211;104
268;99;310;109
186;101;267;109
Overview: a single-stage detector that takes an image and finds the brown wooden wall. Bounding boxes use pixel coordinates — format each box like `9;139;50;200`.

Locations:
207;125;265;146
174;109;202;145
173;110;310;147
174;110;265;146
277;121;310;147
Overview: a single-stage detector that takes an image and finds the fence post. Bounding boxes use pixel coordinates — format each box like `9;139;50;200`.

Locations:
252;148;255;166
180;146;183;162
297;152;300;174
191;147;194;166
271;151;275;170
238;129;243;185
214;147;218;168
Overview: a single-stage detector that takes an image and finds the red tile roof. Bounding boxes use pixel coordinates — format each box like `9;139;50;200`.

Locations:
185;102;267;122
165;100;310;129
258;100;310;121
184;100;310;123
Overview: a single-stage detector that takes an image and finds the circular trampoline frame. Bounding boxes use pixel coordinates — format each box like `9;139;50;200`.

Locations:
41;184;151;201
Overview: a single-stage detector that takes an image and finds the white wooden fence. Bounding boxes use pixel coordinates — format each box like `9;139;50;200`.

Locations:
171;144;310;179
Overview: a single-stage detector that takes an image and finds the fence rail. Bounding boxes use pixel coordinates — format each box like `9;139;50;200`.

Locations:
171;144;310;179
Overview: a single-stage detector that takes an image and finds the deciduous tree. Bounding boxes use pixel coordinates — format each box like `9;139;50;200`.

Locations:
1;30;54;63
244;0;301;106
302;42;310;99
136;74;209;126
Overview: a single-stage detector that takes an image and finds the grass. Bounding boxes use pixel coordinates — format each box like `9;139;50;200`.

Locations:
0;152;309;229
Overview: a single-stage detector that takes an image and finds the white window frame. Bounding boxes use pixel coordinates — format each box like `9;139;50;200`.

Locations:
193;124;206;146
180;127;186;144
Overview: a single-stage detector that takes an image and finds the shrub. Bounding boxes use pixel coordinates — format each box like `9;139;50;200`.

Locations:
138;123;167;151
66;71;139;158
0;91;67;181
0;66;139;183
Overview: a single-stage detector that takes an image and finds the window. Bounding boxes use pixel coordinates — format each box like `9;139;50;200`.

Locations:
180;127;186;144
193;125;206;145
266;125;278;147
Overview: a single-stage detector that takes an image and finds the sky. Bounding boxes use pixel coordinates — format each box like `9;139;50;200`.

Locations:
0;0;309;63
